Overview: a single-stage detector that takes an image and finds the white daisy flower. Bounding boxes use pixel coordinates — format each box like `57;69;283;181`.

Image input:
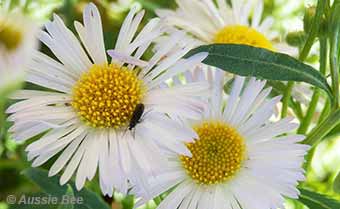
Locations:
6;3;209;196
157;0;305;113
134;72;309;209
156;0;296;53
0;10;38;94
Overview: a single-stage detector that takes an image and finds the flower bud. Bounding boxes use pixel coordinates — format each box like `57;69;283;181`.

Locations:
304;5;328;37
286;31;306;47
303;6;316;33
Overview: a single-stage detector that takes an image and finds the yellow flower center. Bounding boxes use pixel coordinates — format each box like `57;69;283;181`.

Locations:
0;20;22;51
213;25;274;50
71;64;146;129
180;121;246;185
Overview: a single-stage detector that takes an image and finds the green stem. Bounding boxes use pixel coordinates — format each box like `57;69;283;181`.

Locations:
153;196;162;206
297;38;327;134
300;0;327;61
329;0;340;109
302;108;340;145
297;90;321;134
281;0;326;119
303;145;317;177
281;81;294;118
330;38;340;110
290;98;304;121
318;99;331;124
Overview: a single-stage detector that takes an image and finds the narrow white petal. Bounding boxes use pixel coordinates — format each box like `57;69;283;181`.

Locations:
75;134;93;190
59;136;88;185
148;52;208;88
107;49;148;67
78;3;107;64
258;17;274;33
48;132;86;176
12;123;50;142
245;117;298;143
108;130;128;194
7;95;71;113
157;180;193;209
84;132;101;181
239;96;281;134
210;69;224;117
223;76;245;122
126;18;161;56
141;30;187;76
9;90;65;100
115;5;139;51
230;79;266;126
251;0;263;28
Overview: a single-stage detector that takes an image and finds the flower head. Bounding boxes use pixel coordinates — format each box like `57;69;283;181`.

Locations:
7;3;209;196
134;72;309;209
0;10;38;94
157;0;295;53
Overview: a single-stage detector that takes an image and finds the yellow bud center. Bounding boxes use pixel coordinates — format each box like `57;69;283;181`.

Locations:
0;20;22;51
214;25;274;50
71;64;146;129
180;121;246;185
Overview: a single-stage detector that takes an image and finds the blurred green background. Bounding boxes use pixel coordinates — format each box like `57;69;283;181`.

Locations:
2;0;340;209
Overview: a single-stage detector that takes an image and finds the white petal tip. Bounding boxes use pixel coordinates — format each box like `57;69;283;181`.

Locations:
88;2;96;7
75;183;83;191
31;162;40;167
294;134;306;142
107;50;114;56
181;149;192;157
48;170;56;177
191;131;199;139
194;52;209;60
275;95;283;101
5;108;14;114
74;21;83;28
107;50;148;67
59;177;67;186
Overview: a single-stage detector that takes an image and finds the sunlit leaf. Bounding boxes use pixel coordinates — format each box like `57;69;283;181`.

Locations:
333;171;340;193
298;188;340;209
121;195;134;209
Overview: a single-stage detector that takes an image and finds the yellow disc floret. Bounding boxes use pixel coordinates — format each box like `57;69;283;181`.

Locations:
71;64;146;129
214;25;274;50
181;121;246;185
0;20;22;51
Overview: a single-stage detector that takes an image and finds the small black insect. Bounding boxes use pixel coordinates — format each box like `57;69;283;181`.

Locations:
129;103;145;130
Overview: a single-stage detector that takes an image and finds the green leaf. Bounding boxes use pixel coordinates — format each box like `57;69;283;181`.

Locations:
57;185;74;209
302;108;340;145
265;80;304;120
23;168;110;209
22;168;67;198
185;44;333;102
298;188;340;209
333;171;340;193
121;195;135;209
